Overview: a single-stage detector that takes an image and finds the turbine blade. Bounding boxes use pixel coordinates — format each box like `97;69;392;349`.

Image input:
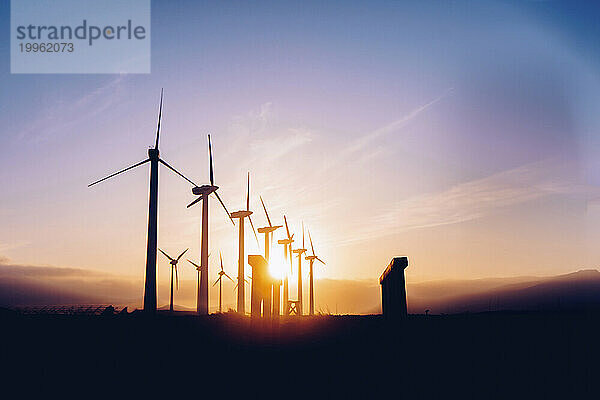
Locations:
159;159;197;186
260;196;272;227
208;134;214;186
317;257;326;265
302;221;305;248
187;259;200;269
309;230;315;256
155;88;163;150
220;252;223;271
176;248;189;261
248;215;260;247
246;172;250;211
213;277;220;287
175;266;179;290
214;191;235;225
187;195;203;208
159;248;174;261
88;159;149;187
224;273;234;283
284;215;291;240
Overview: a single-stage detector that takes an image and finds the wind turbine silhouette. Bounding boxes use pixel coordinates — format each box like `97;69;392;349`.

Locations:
213;252;234;313
187;252;210;301
230;172;259;314
159;248;188;312
187;134;233;315
257;196;282;262
305;230;325;316
277;215;294;315
233;275;251;298
292;222;307;315
89;89;197;314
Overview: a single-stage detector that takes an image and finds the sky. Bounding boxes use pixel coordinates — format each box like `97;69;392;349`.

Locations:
1;0;600;311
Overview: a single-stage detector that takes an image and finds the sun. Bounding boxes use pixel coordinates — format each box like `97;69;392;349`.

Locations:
268;252;288;281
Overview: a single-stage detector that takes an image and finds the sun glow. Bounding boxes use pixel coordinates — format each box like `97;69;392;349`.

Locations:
268;252;287;281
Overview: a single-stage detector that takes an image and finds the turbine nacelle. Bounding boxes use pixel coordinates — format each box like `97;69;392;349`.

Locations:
192;185;218;196
278;238;293;245
305;255;318;261
230;210;253;219
293;248;307;254
258;225;282;234
147;148;159;159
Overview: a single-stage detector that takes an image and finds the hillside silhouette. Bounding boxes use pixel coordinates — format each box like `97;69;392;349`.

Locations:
408;269;600;313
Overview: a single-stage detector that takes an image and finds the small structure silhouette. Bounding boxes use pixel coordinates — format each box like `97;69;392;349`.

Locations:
380;257;409;319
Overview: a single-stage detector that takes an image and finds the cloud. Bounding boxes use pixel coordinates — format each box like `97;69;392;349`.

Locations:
0;259;139;307
337;158;600;244
340;88;453;160
17;75;127;143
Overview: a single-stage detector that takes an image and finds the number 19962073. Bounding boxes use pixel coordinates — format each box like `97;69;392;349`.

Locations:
19;42;74;52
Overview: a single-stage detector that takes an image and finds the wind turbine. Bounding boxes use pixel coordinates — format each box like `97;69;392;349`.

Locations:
213;252;234;313
233;275;251;294
159;248;188;312
257;196;282;262
305;230;325;316
277;215;294;316
89;89;197;314
187;134;233;315
258;196;283;316
187;252;210;301
291;222;307;315
230;172;259;314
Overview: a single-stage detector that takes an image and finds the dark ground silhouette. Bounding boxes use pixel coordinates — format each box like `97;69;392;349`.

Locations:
1;309;599;398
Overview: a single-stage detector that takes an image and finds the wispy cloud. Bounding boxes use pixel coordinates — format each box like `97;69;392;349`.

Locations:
17;75;127;143
341;88;453;159
337;158;600;245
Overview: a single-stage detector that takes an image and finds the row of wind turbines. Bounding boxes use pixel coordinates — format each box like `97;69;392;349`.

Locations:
89;90;325;316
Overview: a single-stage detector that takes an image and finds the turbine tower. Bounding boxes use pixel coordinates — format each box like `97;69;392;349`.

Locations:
257;196;282;317
277;215;294;316
159;248;188;312
230;172;259;315
89;89;197;314
291;222;307;315
305;230;325;316
187;252;210;302
213;252;234;313
257;196;282;262
187;134;233;315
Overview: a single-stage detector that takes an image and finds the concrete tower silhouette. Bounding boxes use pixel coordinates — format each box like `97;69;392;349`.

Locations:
187;134;233;315
89;89;197;314
277;215;294;316
305;230;325;316
291;222;307;315
230;172;259;314
213;252;234;313
159;248;188;311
